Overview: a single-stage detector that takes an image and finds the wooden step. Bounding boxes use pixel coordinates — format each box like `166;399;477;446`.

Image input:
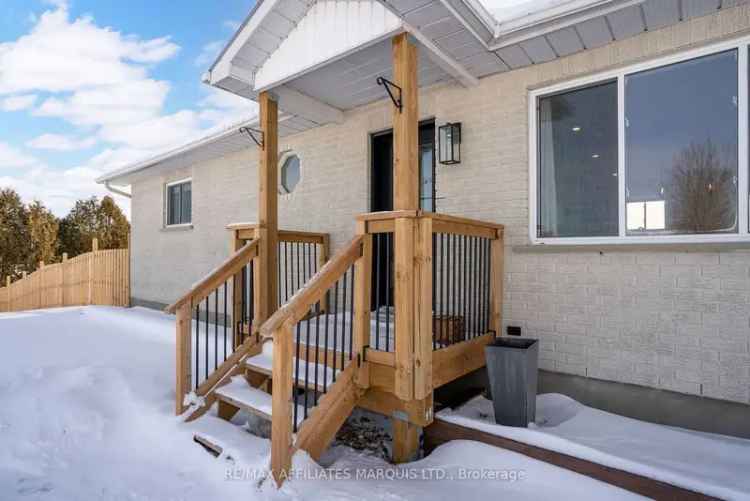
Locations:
214;376;305;425
243;350;339;392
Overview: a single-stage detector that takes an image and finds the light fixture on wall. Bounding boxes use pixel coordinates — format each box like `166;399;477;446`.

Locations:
438;122;461;165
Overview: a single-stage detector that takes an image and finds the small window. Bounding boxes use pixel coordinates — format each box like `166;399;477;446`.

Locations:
280;154;300;194
166;179;191;226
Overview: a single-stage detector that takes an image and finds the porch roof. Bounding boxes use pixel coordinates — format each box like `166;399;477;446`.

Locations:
97;0;742;187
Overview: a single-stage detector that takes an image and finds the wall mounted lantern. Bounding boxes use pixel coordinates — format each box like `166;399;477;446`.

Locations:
438;122;461;165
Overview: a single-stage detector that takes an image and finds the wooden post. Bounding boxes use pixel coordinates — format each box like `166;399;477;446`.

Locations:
414;217;432;400
231;230;245;347
256;91;279;327
392;418;420;463
271;324;293;485
175;301;192;415
489;229;504;336
38;261;44;309
353;222;372;387
89;238;98;305
318;234;330;312
394;217;415;401
392;33;419;211
390;33;421;462
61;253;68;307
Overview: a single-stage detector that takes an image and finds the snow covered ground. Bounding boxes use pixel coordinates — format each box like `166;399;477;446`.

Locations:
439;394;750;500
0;306;643;500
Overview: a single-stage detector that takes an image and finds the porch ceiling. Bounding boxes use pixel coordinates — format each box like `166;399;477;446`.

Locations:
282;38;455;110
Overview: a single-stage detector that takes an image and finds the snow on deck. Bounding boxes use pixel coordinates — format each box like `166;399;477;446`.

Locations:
438;394;750;500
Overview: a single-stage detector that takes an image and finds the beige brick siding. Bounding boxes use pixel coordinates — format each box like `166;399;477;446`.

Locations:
131;5;750;404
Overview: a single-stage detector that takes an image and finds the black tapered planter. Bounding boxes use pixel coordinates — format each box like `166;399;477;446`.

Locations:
485;337;539;427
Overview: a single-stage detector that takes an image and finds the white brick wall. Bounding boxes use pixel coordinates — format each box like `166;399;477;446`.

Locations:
131;5;750;404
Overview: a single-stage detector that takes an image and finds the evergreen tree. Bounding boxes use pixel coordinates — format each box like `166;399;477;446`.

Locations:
57;196;130;257
26;200;59;267
98;196;130;249
0;188;29;281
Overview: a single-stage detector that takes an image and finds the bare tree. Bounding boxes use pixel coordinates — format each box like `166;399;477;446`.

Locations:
669;139;736;233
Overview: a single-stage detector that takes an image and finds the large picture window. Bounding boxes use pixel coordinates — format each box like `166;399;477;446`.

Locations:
166;179;191;226
530;40;749;244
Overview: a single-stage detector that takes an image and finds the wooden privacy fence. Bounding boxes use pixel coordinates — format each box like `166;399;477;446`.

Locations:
0;238;130;313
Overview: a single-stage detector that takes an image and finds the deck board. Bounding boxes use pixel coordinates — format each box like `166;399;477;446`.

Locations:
424;418;717;501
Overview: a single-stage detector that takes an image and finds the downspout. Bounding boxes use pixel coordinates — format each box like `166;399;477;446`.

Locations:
104;181;132;199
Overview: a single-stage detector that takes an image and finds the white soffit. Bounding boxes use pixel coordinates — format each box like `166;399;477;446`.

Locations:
284;38;457;110
96;115;317;186
483;0;746;70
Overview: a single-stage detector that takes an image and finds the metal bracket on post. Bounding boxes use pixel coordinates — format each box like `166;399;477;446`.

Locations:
376;77;402;113
239;126;264;148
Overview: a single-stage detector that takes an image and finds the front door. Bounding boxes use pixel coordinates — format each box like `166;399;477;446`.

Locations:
370;121;435;311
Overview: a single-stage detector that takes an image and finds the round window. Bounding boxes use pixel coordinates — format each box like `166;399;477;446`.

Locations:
280;154;300;194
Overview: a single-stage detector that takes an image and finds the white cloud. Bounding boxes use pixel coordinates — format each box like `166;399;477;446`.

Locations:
223;20;241;31
198;88;257;127
0;94;37;111
26;133;96;151
195;40;223;68
0;142;38;169
0;3;255;218
0;164;130;218
35;79;170;127
0;6;179;95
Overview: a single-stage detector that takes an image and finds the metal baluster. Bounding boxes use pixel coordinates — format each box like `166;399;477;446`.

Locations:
323;287;330;393
473;237;481;335
240;263;246;345
296;242;301;299
286;241;291;304
194;305;199;389
249;263;255;341
223;282;228;361
294;323;302;433
432;233;437;350
304;304;311;419
331;281;339;382
385;233;391;352
314;300;321;406
441;233;447;347
204;297;209;380
484;239;498;335
276;242;286;306
340;272;347;369
214;289;218;370
374;233;381;350
451;234;457;345
348;266;354;360
463;235;468;344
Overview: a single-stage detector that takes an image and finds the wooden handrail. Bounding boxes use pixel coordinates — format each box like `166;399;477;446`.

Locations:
260;235;363;337
227;222;329;245
357;211;504;238
165;239;259;314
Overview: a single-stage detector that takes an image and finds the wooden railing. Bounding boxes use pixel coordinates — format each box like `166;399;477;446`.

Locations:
169;226;331;417
228;223;329;308
167;239;259;415
356;211;504;401
261;235;369;485
0;238;130;313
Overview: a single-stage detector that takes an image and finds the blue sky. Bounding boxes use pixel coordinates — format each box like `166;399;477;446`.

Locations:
0;0;258;217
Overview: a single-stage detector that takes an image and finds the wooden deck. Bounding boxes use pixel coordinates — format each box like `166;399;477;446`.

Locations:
424;418;717;501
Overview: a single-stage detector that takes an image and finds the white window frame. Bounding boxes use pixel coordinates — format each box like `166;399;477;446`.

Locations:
529;36;750;245
165;177;192;227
